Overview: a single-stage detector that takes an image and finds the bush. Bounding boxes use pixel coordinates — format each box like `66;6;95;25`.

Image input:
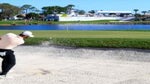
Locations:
61;14;68;17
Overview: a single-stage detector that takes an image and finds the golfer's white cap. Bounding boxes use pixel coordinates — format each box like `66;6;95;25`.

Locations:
22;31;34;37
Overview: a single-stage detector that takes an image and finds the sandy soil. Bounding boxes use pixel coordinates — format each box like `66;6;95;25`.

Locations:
0;46;150;84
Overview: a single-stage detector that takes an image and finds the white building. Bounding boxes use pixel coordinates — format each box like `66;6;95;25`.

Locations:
59;10;135;21
96;11;133;17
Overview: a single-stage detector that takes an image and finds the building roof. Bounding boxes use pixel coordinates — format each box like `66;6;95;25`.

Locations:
97;11;132;14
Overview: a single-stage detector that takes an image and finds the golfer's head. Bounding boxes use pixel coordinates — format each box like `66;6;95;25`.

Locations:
19;31;34;38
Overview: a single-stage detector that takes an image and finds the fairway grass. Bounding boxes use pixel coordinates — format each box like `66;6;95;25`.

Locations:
0;30;150;38
0;30;150;49
33;30;150;39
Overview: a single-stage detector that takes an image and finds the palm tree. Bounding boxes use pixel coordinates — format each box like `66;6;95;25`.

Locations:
133;9;139;14
142;11;147;15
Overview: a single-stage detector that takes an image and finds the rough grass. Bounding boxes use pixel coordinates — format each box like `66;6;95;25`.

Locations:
51;38;150;49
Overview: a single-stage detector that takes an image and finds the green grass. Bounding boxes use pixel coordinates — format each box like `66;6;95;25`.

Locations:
1;30;150;38
1;20;150;25
52;38;150;49
23;30;150;39
0;20;52;25
0;30;150;49
49;21;150;24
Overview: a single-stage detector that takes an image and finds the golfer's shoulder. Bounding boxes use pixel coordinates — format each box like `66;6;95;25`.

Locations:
1;33;18;39
6;33;17;36
5;33;17;37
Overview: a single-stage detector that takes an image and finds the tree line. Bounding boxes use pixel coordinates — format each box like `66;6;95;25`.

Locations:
133;9;150;21
0;3;86;20
0;3;150;21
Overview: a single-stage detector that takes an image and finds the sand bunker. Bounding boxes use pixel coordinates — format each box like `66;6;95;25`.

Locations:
0;46;150;84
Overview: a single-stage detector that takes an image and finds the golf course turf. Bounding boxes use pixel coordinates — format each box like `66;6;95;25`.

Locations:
0;30;150;49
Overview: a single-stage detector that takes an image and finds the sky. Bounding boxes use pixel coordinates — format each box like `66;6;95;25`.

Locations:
0;0;150;13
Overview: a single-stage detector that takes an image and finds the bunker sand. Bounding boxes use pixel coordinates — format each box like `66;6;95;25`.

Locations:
0;46;150;84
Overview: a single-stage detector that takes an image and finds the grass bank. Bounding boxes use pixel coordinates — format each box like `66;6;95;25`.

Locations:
0;20;52;26
51;38;150;49
0;30;150;49
52;20;150;25
1;20;150;25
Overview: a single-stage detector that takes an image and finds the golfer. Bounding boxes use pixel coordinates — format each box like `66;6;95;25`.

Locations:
0;31;34;78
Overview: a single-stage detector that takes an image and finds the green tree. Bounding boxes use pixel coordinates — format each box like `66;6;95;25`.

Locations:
0;3;21;20
78;10;86;15
133;9;139;14
21;4;31;14
42;6;55;15
21;4;37;14
26;12;39;20
141;11;147;15
65;4;75;10
88;10;95;14
65;4;75;14
29;6;40;13
42;6;66;15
